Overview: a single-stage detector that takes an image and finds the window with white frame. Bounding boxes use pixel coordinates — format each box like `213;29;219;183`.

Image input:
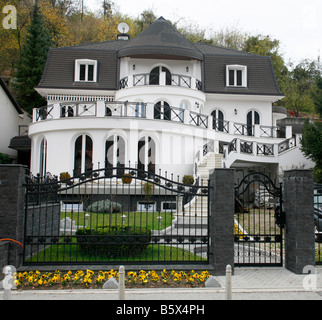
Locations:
226;65;247;87
75;59;97;82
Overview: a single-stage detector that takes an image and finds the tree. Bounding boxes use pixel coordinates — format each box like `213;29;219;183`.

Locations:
40;0;75;47
314;76;322;117
242;35;287;85
0;0;34;78
279;59;321;117
14;1;52;113
301;73;322;182
301;120;322;182
133;10;157;36
211;26;248;51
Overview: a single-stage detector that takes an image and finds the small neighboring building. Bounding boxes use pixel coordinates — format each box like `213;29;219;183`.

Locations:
0;77;31;166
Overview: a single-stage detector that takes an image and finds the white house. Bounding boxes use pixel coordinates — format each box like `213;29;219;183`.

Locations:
30;17;314;181
0;77;31;165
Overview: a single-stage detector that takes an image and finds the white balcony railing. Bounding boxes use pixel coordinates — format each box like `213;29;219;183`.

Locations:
33;101;291;139
120;73;202;91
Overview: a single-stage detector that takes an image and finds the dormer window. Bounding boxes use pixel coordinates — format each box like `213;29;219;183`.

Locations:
75;59;97;82
226;65;247;87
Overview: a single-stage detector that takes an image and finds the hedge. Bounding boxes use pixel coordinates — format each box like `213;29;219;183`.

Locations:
76;226;152;258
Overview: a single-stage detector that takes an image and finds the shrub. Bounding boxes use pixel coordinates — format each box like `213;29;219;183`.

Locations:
143;182;154;200
182;175;194;185
0;153;11;164
86;199;122;213
76;226;152;258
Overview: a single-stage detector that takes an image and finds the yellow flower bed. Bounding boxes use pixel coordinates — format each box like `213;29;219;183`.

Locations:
14;269;211;289
234;223;246;239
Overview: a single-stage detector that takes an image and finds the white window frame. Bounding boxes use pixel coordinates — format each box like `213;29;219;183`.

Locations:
226;65;247;87
75;59;98;82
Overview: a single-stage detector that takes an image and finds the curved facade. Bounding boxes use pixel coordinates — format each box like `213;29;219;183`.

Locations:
31;17;314;180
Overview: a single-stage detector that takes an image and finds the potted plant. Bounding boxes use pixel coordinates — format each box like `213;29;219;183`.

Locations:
60;172;71;182
122;173;133;184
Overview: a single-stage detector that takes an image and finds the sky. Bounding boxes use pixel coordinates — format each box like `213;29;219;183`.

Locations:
85;0;322;65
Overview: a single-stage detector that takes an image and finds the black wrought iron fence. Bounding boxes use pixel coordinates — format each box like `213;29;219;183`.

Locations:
23;168;210;266
314;183;322;265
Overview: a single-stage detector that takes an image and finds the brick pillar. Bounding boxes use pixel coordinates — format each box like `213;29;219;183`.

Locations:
284;170;315;274
0;165;28;267
209;169;235;275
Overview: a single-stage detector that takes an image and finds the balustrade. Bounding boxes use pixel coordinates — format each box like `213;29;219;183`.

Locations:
122;73;202;90
33;102;292;140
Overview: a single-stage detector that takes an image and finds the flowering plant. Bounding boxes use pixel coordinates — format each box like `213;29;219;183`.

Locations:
14;269;211;289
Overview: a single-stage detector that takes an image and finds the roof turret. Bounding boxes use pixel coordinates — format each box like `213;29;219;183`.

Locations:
118;17;204;60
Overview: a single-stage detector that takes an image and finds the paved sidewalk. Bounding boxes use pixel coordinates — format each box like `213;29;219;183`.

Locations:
1;267;322;300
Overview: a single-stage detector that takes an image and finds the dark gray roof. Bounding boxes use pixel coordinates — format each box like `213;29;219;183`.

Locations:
118;17;204;60
38;47;119;90
203;55;282;96
0;77;24;114
9;135;31;151
37;17;283;96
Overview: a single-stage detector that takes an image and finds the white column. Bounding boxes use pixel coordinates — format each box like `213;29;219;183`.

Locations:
254;124;261;137
286;126;293;139
96;101;105;117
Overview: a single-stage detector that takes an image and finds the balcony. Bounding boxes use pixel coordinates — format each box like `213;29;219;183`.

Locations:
33;101;209;129
32;101;291;139
119;73;203;91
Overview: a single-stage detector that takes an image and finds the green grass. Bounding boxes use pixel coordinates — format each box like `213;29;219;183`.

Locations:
27;241;205;263
27;211;204;264
61;211;175;231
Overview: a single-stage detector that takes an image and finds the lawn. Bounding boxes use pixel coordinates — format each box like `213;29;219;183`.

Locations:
27;210;205;264
61;210;175;231
27;242;205;263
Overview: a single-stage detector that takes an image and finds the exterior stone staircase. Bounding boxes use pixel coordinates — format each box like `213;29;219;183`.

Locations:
183;152;223;217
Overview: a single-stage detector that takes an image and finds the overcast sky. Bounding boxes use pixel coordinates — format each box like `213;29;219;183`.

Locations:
85;0;322;65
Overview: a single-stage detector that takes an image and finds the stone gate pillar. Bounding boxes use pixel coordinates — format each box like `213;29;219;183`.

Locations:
284;170;315;274
0;165;28;267
209;169;235;275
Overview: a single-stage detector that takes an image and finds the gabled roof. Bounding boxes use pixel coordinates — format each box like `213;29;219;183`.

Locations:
0;77;24;114
118;17;204;61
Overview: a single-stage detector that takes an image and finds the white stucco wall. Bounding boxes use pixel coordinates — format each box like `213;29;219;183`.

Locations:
0;85;31;158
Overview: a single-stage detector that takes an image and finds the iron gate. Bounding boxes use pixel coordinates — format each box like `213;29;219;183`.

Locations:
234;172;284;266
23;168;210;266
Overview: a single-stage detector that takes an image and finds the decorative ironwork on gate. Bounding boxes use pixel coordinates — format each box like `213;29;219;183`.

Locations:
234;172;283;267
23;168;210;266
314;183;322;265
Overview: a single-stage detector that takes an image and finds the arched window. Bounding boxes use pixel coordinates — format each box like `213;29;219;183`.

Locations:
39;139;47;177
150;66;171;85
105;135;125;177
138;137;156;174
154;101;171;121
74;135;93;176
105;107;112;116
211;110;224;132
247;111;260;136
